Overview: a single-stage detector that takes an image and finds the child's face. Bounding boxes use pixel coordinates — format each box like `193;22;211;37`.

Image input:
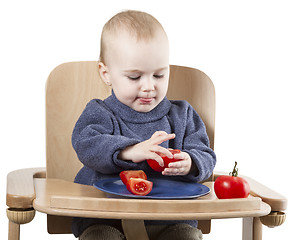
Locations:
100;30;169;112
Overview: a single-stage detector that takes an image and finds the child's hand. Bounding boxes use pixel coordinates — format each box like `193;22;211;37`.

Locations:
162;151;192;176
119;131;175;167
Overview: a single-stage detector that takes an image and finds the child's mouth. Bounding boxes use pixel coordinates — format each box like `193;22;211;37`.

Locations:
138;97;153;104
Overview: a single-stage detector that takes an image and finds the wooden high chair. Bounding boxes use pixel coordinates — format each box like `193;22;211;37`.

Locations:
6;62;287;240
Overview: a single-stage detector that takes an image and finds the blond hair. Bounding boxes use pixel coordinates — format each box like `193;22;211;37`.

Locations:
99;10;166;63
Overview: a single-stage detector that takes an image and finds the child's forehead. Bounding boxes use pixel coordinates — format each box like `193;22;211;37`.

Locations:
113;30;167;52
105;31;169;71
101;24;168;66
105;25;164;43
104;28;166;55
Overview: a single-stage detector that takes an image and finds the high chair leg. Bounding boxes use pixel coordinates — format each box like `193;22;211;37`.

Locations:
242;217;262;240
8;221;20;240
122;219;149;240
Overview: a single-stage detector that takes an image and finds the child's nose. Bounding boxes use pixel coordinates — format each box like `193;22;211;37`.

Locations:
141;77;155;92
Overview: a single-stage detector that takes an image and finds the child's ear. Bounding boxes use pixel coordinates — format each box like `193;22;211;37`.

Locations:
98;61;112;86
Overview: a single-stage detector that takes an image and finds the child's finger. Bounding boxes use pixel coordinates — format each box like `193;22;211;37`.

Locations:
162;166;185;175
147;152;164;167
172;151;188;160
155;133;175;145
151;131;168;137
168;160;184;169
150;131;175;145
151;145;173;159
172;153;183;160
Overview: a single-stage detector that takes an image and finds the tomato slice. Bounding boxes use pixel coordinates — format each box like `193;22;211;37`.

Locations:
119;170;147;185
126;178;153;196
147;149;182;172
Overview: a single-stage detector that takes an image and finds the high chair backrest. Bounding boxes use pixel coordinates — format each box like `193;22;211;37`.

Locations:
46;62;215;182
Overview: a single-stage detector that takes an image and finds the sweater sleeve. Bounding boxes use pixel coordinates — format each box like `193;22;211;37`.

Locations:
72;100;141;174
182;104;216;182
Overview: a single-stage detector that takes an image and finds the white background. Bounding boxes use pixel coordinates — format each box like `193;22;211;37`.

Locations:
1;0;291;239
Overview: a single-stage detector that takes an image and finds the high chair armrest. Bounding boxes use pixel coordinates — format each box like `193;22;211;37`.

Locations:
213;171;287;212
6;168;46;209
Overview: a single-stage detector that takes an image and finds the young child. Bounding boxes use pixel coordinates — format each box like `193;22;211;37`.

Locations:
72;10;216;240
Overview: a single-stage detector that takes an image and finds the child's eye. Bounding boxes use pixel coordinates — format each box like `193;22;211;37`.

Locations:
128;76;141;80
153;74;164;79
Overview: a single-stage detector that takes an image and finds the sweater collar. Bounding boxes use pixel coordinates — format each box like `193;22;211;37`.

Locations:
104;91;171;123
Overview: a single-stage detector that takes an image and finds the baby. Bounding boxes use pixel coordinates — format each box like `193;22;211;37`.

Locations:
72;10;216;240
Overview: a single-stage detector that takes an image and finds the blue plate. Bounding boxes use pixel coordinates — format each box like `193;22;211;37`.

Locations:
94;178;210;199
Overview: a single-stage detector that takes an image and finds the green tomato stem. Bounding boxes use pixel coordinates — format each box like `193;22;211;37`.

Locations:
229;161;239;177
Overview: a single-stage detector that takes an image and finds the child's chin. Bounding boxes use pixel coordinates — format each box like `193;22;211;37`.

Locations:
134;104;156;112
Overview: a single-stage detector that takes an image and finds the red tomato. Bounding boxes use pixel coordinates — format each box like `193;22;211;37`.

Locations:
126;178;153;196
214;162;250;199
147;149;182;172
119;170;147;185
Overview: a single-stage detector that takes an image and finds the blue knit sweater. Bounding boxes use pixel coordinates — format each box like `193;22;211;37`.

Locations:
71;91;216;237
